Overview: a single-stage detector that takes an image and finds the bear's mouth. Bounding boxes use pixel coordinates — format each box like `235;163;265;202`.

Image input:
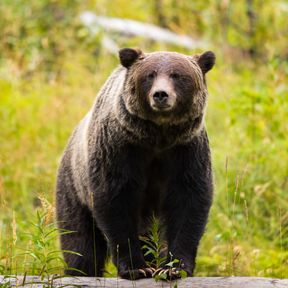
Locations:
151;103;172;112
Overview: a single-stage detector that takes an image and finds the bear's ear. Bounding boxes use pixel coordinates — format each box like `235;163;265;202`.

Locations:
197;51;215;74
119;48;143;68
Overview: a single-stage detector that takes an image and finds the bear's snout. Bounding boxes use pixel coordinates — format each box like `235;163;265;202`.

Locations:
153;90;169;105
149;75;176;112
151;89;173;111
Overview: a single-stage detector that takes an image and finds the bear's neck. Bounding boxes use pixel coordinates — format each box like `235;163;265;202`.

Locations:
114;96;204;149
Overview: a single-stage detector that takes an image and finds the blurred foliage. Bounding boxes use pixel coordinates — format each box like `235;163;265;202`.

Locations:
1;0;288;77
0;0;287;279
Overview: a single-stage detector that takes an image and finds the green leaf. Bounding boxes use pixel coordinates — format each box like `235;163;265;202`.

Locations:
179;270;187;279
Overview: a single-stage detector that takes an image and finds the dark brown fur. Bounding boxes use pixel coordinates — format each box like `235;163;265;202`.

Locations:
56;48;215;280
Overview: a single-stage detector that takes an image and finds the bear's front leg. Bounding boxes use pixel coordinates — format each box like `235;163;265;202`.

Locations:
160;136;213;279
90;146;153;280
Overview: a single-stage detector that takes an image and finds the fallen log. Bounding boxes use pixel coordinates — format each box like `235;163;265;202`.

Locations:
80;11;208;53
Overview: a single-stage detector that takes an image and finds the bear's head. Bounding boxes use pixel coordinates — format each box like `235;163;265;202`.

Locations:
119;48;215;126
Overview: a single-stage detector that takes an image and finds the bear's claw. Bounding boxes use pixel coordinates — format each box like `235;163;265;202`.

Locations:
120;267;156;280
153;267;181;280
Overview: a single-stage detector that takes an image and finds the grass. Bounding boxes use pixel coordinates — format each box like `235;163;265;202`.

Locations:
0;0;288;281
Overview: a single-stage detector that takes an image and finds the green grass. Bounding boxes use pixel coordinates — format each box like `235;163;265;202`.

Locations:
0;0;288;280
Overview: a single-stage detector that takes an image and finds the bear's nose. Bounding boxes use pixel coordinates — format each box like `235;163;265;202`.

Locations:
153;90;169;104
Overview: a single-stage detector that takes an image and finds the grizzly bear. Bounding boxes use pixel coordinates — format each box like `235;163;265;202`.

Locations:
56;48;215;280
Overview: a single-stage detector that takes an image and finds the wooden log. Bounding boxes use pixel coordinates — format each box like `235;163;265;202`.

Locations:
1;276;288;288
80;11;208;51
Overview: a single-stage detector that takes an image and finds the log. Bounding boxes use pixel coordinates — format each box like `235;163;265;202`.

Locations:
79;11;208;52
1;276;288;288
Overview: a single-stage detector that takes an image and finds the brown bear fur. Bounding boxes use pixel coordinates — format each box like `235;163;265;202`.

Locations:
56;48;215;280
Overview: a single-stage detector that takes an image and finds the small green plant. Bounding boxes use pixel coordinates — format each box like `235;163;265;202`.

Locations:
153;253;187;282
19;211;74;276
141;217;187;282
14;210;82;287
141;216;166;269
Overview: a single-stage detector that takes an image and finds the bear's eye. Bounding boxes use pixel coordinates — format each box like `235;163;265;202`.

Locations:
170;73;180;79
147;71;156;79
